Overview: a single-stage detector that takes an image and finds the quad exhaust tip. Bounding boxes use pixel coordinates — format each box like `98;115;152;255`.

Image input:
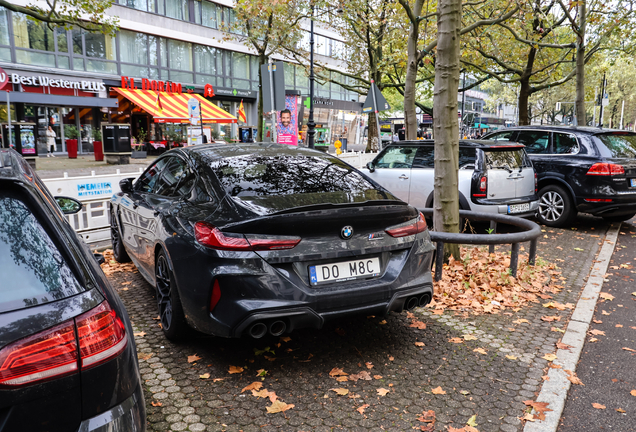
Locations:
269;320;287;337
248;322;268;339
405;296;419;311
419;293;432;307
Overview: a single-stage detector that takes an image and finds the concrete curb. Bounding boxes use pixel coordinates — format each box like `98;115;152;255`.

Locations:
523;223;621;432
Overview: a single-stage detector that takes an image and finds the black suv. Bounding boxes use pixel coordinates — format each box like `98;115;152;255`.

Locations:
483;126;636;227
0;149;145;432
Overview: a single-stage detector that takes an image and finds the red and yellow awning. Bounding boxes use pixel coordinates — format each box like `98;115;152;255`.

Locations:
113;88;237;123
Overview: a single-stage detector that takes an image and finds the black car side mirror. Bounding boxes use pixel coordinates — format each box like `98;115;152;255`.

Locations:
119;178;134;194
366;161;375;173
93;253;105;265
55;196;83;214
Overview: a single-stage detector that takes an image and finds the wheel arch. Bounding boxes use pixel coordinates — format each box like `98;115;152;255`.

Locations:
537;177;576;202
425;191;471;210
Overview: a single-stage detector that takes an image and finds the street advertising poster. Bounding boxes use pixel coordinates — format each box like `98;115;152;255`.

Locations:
277;95;298;146
20;126;36;155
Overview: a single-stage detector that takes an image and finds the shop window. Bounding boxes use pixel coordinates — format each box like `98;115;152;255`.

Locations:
194;45;217;75
0;7;10;46
165;0;189;21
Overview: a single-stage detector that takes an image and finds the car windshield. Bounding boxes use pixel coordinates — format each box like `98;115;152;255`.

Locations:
483;149;532;170
210;154;395;214
593;133;636;158
0;195;84;313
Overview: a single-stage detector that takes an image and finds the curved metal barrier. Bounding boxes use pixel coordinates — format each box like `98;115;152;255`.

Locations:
420;209;542;281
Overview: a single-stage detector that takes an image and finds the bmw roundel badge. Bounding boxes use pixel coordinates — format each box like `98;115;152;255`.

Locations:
341;225;354;239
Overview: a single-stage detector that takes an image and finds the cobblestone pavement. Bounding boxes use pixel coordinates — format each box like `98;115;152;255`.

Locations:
107;215;611;432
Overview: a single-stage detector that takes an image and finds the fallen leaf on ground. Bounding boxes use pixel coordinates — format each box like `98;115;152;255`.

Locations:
151;401;162;407
415;342;425;347
463;334;478;341
280;336;291;343
602;310;611;315
551;327;565;333
373;374;383;379
329;367;348;377
543;353;558;361
213;378;224;382
631;390;636;397
349;371;372;381
266;400;294;413
228;365;244;374
623;347;636;353
466;414;478;427
241;382;262;393
365;362;374;369
565;370;583;385
513;319;529;324
616;408;626;413
506;355;518;360
549;364;562;369
521;413;535;421
431;386;446;395
357;404;370;415
256;369;267;377
593;319;602;324
448;337;464;344
133;331;146;337
187;354;201;363
600;292;615;301
388;356;394;361
542;315;561;322
556;342;573;350
592;403;606;409
138;352;153;361
589;337;599;342
377;388;390;396
330;388;349;396
336;376;348;382
523;400;552;420
199;373;210;379
590;329;606;336
410;320;427;329
252;389;278;402
616;324;624;328
474;348;488;355
379;320;387;325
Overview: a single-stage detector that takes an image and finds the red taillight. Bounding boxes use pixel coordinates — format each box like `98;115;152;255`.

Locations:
586;163;625;176
0;323;78;387
385;212;427;237
479;176;487;192
76;302;127;369
209;279;222;312
584;198;613;202
195;221;300;251
534;173;538;193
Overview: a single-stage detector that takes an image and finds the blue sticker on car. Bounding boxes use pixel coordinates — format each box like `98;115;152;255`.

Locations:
309;266;317;284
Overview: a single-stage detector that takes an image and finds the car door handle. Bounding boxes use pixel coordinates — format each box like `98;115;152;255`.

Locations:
399;175;409;179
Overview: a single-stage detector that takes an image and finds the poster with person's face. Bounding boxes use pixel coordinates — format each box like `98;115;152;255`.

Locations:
277;95;299;146
20;127;36;155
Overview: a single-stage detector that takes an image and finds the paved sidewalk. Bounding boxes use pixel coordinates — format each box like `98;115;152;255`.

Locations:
35;154;155;179
558;217;636;431
99;213;613;432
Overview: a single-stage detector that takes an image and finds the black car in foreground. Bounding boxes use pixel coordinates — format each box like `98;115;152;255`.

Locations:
109;143;435;341
0;149;145;432
483;126;636;227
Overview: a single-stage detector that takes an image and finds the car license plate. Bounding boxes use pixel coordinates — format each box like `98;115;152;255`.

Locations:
631;178;636;187
309;257;380;285
508;203;530;214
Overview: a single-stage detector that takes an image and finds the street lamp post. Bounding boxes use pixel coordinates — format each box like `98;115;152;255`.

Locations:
307;5;316;149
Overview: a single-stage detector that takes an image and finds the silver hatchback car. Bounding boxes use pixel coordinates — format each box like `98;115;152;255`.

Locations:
361;140;539;218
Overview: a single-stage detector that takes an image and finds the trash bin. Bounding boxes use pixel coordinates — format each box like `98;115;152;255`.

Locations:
94;140;103;161
66;139;78;159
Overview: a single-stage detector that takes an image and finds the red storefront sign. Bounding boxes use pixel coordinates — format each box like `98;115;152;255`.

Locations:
120;76;184;94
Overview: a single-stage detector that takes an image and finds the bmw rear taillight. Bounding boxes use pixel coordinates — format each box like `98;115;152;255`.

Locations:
195;221;301;251
0;301;126;388
385;212;427;237
0;323;78;387
586;163;625;176
76;302;127;369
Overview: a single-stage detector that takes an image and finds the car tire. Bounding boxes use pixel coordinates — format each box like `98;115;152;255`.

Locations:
537;185;576;227
110;210;131;263
155;251;188;341
602;213;636;223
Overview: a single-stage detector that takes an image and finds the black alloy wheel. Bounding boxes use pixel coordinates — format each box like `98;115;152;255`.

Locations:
537;185;576;227
155;251;188;341
110;210;131;263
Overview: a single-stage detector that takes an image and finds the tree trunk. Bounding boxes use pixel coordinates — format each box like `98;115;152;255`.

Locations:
403;0;424;140
366;111;379;152
575;1;586;125
517;47;537;125
257;53;268;142
433;0;461;261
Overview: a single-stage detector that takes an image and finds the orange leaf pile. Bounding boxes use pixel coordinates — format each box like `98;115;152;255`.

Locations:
431;247;560;315
100;249;138;276
523;400;553;420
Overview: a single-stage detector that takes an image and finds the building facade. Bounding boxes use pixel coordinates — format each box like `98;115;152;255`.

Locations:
0;1;362;154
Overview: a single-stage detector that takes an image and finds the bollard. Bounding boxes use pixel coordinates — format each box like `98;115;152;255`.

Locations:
435;241;444;282
510;243;520;277
488;220;497;254
528;239;537;266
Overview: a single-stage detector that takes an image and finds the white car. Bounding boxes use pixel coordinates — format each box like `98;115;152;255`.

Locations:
361;140;539;218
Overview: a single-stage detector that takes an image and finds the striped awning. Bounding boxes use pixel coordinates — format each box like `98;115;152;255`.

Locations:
112;88;237;123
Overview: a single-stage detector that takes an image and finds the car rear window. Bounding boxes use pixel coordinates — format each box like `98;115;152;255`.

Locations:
210;154;394;214
593;133;636;158
483;149;532;170
0;194;84;313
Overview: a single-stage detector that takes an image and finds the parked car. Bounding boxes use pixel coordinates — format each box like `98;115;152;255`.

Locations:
482;126;636;227
361;140;539;219
109;144;435;341
0;149;145;432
